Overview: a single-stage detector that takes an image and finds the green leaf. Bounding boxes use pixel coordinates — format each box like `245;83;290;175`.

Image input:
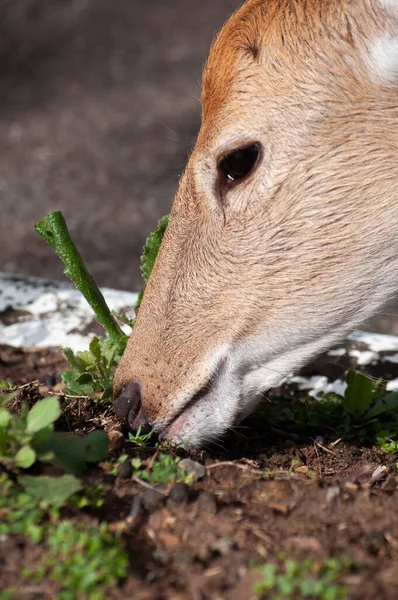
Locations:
135;289;144;312
15;446;36;468
61;370;95;396
34;432;87;475
343;371;373;416
76;372;96;385
89;336;103;366
140;214;169;283
0;408;11;429
34;430;109;474
76;350;97;370
85;430;109;462
18;474;82;505
32;425;54;445
61;346;84;371
365;392;398;420
26;397;61;434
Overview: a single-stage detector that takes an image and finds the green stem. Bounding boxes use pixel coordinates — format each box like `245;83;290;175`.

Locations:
35;211;124;340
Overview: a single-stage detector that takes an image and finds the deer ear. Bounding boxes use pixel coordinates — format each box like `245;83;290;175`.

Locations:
369;35;398;82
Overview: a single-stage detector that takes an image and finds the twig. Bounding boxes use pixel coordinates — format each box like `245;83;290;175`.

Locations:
206;461;291;477
314;441;337;456
6;380;41;392
46;390;91;400
132;475;168;496
330;438;342;447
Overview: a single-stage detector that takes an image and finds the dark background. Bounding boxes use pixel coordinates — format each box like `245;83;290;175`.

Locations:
0;0;240;290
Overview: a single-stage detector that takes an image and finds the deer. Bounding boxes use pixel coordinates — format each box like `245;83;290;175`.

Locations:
113;0;398;448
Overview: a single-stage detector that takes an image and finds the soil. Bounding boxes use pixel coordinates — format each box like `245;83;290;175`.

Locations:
1;345;398;599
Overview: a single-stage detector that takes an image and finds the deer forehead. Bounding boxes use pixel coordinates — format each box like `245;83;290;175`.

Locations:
201;0;397;128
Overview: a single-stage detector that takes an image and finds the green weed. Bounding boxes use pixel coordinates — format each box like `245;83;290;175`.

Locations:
0;393;109;481
132;453;194;485
0;473;127;599
23;522;128;600
254;370;398;452
35;211;169;399
253;557;347;600
127;424;155;448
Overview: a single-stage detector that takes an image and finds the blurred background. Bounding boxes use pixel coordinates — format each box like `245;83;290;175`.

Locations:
0;0;240;290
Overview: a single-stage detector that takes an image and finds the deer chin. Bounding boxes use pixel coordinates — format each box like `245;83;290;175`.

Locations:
156;323;361;448
157;352;240;448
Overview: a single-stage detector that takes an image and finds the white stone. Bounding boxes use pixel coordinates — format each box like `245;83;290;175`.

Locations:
0;273;138;352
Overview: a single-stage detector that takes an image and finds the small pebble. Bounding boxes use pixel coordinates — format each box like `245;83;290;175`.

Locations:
326;485;340;505
141;488;165;511
128;495;142;527
44;373;57;387
178;458;205;481
152;549;169;565
197;491;217;515
168;482;190;505
371;465;387;483
52;382;65;393
343;482;358;494
117;460;133;479
211;537;235;556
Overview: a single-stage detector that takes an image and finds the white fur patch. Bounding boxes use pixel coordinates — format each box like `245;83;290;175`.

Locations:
378;0;398;11
369;35;398;81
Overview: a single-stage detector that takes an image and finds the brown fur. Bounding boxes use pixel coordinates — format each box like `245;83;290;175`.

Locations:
114;0;398;442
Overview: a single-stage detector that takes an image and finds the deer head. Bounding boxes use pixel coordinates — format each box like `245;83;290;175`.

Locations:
114;0;398;447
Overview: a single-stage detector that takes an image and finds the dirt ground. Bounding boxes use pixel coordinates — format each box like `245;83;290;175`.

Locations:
1;345;398;600
0;0;240;291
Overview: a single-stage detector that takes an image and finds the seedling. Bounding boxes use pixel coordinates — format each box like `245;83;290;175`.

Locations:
23;521;128;600
376;430;398;454
0;473;127;600
253;557;347;599
128;424;155;448
133;453;181;484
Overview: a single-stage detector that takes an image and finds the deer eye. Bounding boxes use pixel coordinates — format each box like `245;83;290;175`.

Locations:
220;144;260;182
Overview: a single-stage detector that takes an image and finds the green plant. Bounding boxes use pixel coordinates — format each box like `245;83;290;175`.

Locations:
35;212;124;341
0;393;60;470
61;336;128;399
253;557;347;600
376;430;398;453
253;370;398;452
135;214;169;311
0;393;109;481
35;211;169;399
0;473;127;600
23;521;128;600
69;485;105;510
127;424;155;447
133;453;188;485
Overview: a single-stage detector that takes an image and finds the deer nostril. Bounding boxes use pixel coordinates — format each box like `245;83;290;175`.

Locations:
113;381;151;434
114;381;141;420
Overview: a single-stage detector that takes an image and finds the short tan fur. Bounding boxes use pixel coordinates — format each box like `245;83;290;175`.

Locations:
114;0;398;447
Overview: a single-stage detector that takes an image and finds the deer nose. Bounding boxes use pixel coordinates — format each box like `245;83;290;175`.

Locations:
113;381;151;434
